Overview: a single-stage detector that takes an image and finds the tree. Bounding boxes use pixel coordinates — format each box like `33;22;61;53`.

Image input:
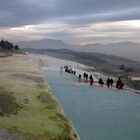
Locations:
0;39;20;51
0;39;5;48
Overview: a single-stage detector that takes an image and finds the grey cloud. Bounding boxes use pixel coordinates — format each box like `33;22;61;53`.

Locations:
0;0;140;27
62;8;140;25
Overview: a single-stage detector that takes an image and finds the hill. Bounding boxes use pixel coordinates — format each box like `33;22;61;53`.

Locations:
17;38;140;62
81;42;140;62
17;38;71;49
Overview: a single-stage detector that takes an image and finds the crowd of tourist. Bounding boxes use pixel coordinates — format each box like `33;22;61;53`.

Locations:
61;66;124;90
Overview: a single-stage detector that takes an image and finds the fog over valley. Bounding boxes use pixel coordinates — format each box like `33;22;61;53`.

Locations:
18;39;140;62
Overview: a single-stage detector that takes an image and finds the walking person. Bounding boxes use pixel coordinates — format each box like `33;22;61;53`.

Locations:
78;74;82;82
98;78;104;87
110;78;114;87
89;75;94;85
83;73;86;82
116;78;124;90
106;77;111;88
85;73;89;82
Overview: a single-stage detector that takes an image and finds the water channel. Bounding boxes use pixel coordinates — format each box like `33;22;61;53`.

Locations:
43;67;140;140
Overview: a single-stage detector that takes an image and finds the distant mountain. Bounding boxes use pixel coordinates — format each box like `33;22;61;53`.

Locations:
81;42;140;62
108;42;140;47
17;38;140;62
83;42;140;47
17;38;71;49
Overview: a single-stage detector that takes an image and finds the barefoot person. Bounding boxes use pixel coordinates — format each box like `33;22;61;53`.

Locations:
78;74;82;82
98;78;104;87
116;78;124;90
85;73;89;82
110;78;114;87
106;77;111;88
83;73;86;82
89;75;94;85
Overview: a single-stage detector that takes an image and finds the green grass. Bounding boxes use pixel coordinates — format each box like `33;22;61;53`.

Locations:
0;91;19;115
0;54;78;140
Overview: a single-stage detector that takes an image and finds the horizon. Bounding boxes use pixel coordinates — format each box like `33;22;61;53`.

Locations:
0;0;140;44
1;37;140;46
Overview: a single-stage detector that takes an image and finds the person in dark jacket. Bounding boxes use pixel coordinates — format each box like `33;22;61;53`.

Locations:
83;73;86;82
98;78;104;87
89;75;94;85
78;74;82;82
110;78;114;87
106;77;111;88
85;73;89;82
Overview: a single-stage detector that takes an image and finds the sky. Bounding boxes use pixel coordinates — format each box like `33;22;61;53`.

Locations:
1;0;140;44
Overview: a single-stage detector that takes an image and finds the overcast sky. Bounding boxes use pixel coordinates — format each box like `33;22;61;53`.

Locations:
1;0;140;44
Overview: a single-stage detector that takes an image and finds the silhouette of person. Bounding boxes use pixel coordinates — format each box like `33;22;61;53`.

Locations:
98;78;104;87
110;78;114;87
116;78;124;90
89;75;92;80
89;75;94;85
78;74;82;82
85;73;89;82
83;73;86;82
71;70;73;74
106;77;111;88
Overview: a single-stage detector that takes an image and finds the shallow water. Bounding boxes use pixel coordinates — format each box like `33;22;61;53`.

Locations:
43;69;140;140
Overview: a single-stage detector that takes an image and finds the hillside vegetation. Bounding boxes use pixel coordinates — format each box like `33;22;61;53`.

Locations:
0;40;23;57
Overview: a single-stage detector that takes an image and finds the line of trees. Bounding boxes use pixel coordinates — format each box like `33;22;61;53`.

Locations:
0;39;19;51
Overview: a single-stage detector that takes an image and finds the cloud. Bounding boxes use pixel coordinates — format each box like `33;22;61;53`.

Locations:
0;0;140;27
1;0;140;43
2;20;138;44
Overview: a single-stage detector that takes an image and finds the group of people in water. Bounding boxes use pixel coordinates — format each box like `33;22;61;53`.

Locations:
64;66;76;75
78;73;94;85
62;66;124;90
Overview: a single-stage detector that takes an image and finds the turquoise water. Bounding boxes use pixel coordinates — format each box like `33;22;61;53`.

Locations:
43;69;140;140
